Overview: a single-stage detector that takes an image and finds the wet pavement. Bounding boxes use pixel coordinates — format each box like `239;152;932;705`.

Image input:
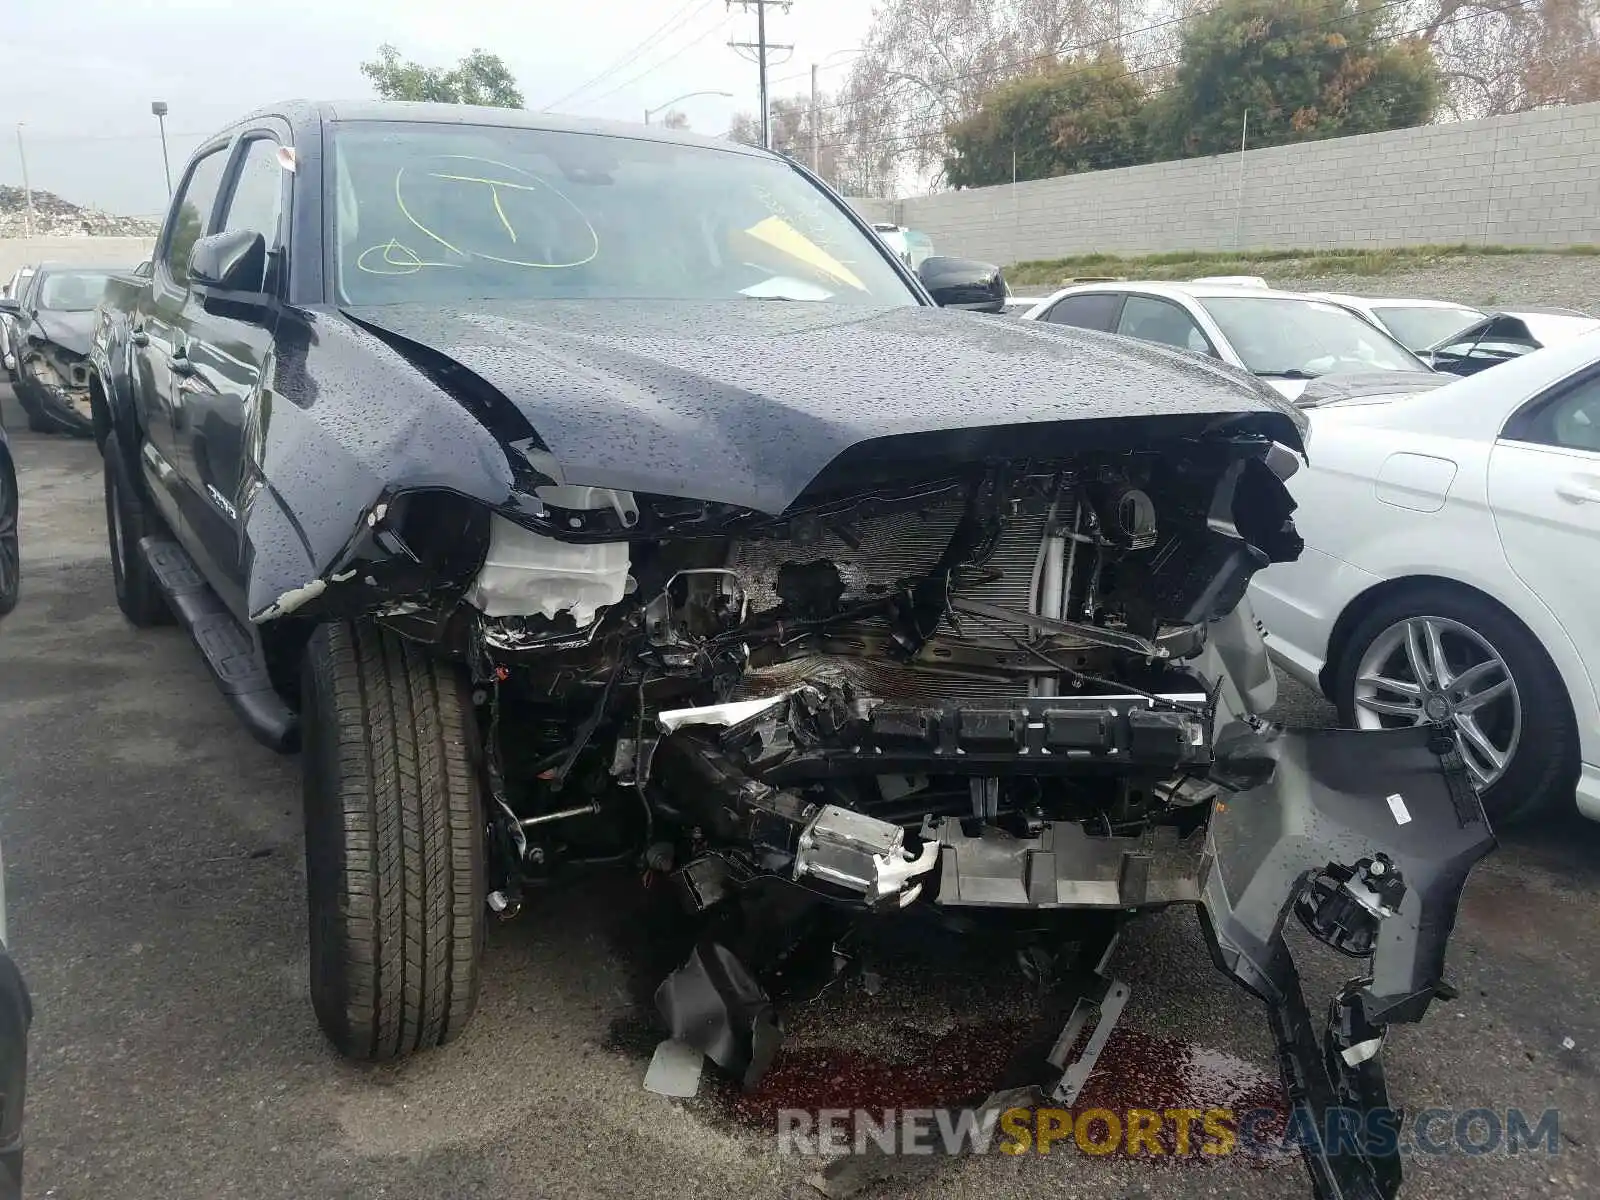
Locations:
2;385;1598;1200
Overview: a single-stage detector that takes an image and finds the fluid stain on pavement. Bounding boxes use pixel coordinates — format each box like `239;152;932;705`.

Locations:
705;1020;1289;1165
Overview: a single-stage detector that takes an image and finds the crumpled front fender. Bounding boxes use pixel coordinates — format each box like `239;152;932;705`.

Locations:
242;308;533;621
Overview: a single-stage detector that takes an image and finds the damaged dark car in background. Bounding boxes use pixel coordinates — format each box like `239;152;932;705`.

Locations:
90;102;1494;1200
0;263;120;436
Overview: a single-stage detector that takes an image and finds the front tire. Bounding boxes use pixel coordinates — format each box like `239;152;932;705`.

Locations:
14;382;53;435
301;621;486;1061
103;432;170;626
1334;586;1576;825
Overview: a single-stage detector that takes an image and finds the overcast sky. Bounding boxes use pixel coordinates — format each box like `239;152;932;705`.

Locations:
2;0;875;218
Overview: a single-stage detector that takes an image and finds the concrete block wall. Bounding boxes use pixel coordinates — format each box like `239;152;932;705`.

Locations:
0;237;155;278
889;101;1600;264
844;196;900;226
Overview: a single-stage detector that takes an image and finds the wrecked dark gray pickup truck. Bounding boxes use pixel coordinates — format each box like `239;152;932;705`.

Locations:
88;101;1492;1200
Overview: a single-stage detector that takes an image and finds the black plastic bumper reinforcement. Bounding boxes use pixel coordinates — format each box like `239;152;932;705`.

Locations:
757;691;1216;785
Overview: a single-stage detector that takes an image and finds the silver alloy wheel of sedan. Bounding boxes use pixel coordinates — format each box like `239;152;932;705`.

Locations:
1352;615;1521;789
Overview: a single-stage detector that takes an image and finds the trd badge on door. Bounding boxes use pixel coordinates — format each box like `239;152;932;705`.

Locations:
206;484;237;521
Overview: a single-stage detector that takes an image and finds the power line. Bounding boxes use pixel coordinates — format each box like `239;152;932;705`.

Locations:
769;48;861;87
538;0;717;111
578;12;736;109
813;0;1534;157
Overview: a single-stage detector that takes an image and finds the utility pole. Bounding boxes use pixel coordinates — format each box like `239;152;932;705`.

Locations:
14;125;34;238
809;63;820;171
729;0;792;149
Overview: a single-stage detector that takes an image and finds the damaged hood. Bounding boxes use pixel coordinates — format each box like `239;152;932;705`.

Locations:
341;300;1306;513
29;310;94;357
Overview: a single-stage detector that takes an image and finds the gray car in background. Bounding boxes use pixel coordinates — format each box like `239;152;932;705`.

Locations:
0;268;36;385
0;264;120;436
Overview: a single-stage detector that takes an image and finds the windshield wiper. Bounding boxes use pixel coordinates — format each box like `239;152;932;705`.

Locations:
1258;368;1322;380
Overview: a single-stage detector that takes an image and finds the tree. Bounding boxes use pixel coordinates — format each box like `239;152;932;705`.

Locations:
1401;0;1600;118
837;0;1144;185
360;45;525;108
944;51;1151;187
728;92;898;196
1152;0;1440;158
659;109;690;130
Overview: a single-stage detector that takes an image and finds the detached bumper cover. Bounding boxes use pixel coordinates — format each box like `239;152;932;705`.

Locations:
933;722;1490;1200
1200;724;1491;1200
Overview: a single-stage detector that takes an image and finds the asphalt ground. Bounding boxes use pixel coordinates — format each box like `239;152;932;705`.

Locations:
2;382;1597;1200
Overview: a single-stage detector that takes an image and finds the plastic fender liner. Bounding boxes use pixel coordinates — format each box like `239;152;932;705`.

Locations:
1200;723;1494;1200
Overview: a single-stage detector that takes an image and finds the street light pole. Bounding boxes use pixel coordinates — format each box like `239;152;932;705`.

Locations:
643;89;733;126
151;101;173;200
13;125;34;238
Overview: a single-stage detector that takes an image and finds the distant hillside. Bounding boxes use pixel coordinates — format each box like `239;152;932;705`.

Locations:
0;185;160;238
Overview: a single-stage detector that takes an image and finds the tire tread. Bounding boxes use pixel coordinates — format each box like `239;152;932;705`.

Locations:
303;620;484;1061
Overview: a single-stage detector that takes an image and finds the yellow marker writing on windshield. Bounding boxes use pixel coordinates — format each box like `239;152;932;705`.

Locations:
393;157;599;269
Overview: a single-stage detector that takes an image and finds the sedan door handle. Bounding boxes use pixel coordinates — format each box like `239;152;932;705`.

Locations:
1555;478;1600;504
130;330;149;347
169;346;195;377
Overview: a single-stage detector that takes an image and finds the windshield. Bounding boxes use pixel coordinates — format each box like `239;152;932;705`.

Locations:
1372;305;1482;351
37;271;111;312
331;122;918;307
1200;295;1426;377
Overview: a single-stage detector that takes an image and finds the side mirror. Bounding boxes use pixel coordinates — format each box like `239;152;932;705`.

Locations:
917;256;1007;313
0;299;19;319
189;230;267;293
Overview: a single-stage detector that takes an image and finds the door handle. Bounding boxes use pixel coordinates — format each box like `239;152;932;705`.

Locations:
130;330;149;347
1555;478;1600;504
169;346;195;377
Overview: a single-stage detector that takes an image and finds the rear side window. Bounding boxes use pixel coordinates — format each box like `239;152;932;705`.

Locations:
162;148;230;288
1042;292;1122;331
1505;373;1600;454
1116;294;1212;355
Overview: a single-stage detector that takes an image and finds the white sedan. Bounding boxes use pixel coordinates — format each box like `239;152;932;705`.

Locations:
1021;281;1432;399
1309;293;1484;353
1247;336;1600;824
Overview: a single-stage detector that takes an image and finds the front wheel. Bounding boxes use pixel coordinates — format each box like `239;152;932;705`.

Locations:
103;433;170;626
301;620;486;1061
1334;587;1576;825
14;383;53;435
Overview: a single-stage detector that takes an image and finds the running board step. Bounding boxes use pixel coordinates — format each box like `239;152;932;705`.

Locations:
140;537;299;753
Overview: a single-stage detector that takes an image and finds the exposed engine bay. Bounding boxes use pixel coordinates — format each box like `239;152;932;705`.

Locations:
19;342;94;428
444;436;1302;906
